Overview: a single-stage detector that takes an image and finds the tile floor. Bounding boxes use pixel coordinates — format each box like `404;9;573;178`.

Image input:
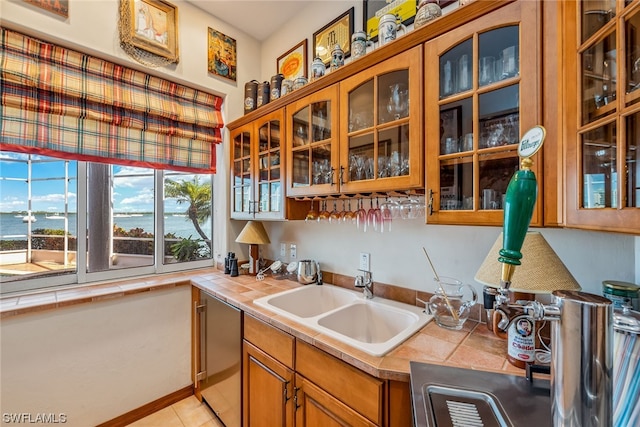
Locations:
126;396;224;427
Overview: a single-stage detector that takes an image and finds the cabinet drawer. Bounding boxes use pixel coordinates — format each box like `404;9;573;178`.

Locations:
296;340;384;425
243;314;295;369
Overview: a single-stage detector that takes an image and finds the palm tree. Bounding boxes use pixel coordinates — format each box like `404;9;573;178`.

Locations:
165;177;212;245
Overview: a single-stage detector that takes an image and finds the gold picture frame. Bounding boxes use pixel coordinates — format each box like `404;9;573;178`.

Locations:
122;0;179;63
208;28;237;81
277;39;308;81
313;8;354;66
24;0;69;17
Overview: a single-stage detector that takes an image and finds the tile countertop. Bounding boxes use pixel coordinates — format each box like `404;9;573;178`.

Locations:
189;270;525;382
1;268;525;383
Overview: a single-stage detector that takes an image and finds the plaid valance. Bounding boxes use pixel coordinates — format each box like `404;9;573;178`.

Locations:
0;28;224;173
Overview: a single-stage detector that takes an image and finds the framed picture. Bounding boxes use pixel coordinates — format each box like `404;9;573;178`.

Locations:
122;0;179;62
23;0;69;17
277;40;307;81
208;28;237;81
313;7;354;65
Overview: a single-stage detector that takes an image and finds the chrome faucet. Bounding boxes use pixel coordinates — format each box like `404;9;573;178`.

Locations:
355;269;373;299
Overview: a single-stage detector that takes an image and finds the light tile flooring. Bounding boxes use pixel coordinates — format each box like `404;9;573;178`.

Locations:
126;396;224;427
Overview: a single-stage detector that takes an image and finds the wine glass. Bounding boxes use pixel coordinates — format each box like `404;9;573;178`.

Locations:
343;199;356;224
329;200;341;224
317;199;330;222
380;196;399;232
304;200;317;222
367;197;381;232
355;198;367;231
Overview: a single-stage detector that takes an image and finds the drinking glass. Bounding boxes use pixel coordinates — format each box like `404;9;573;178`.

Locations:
343;199;357;224
329;200;341;224
356;198;367;231
367;198;381;232
317;199;330;222
304;200;317;222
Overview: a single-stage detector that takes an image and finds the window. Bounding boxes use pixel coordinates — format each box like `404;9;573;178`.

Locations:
0;151;214;294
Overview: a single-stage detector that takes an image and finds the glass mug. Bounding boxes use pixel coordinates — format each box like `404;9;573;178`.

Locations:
457;54;471;91
479;56;496;86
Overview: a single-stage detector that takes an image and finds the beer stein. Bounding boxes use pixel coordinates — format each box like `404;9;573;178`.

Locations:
378;14;406;47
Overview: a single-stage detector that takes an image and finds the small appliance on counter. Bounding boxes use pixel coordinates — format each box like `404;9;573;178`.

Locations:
297;259;322;285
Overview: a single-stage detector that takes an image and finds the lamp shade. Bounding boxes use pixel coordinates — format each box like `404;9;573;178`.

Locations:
474;231;581;294
235;221;271;245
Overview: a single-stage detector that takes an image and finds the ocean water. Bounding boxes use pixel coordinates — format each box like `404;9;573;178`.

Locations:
0;213;211;240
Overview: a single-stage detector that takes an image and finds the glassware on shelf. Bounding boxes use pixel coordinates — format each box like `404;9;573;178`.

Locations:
386;83;409;120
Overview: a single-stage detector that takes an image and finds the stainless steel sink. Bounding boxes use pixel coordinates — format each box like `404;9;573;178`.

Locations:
253;284;432;356
409;362;551;427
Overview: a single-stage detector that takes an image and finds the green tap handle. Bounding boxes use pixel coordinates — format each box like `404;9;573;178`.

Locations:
498;127;545;288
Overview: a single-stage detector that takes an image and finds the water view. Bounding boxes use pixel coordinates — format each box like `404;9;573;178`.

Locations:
0;212;209;240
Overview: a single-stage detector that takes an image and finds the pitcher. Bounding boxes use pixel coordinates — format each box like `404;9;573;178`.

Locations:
428;277;478;330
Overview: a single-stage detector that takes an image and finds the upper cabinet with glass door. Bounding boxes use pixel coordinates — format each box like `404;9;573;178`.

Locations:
425;0;542;226
231;109;301;220
339;46;423;194
565;0;639;234
286;85;340;197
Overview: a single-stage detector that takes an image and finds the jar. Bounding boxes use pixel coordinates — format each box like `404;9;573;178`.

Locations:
310;57;326;81
351;31;369;59
280;79;294;96
292;76;308;91
330;44;344;72
243;80;258;114
603;280;640;311
415;0;442;29
270;73;284;101
256;81;270;107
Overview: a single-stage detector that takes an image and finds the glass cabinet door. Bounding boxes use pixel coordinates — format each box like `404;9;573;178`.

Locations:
256;114;283;217
286;85;339;197
566;0;639;233
231;127;252;217
425;0;541;225
339;46;423;193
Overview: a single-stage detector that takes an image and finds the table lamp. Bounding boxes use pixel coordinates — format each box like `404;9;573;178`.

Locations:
235;221;270;275
475;231;581;294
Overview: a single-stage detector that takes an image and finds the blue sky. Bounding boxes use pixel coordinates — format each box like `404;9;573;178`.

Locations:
0;152;207;213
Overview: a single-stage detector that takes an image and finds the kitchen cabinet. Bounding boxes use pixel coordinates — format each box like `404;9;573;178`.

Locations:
242;314;411;426
424;0;543;226
285;47;423;198
242;314;295;427
285;85;340;197
338;46;424;194
230;108;308;220
563;0;640;234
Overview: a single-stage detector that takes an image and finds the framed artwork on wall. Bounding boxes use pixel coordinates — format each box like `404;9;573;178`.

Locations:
23;0;69;17
313;7;354;65
121;0;179;63
277;39;308;80
208;28;237;81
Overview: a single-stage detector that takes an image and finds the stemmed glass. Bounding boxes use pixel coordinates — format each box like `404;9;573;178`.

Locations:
329;199;341;224
317;199;330;222
304;200;317;222
367;197;381;232
380;196;399;232
355;198;367;231
343;199;356;224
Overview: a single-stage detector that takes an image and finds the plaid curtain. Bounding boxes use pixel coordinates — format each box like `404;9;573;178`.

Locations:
0;28;224;173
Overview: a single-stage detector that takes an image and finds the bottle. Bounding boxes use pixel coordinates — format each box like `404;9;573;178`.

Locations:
507;314;536;369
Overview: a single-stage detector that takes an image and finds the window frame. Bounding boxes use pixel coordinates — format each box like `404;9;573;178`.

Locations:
0;155;215;295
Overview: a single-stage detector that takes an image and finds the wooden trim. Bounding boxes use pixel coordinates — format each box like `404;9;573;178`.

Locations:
96;385;194;427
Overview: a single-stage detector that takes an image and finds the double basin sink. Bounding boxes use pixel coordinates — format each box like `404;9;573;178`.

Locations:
253;284;432;356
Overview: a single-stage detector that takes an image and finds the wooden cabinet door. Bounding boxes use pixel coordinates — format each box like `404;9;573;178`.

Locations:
424;0;542;226
339;46;423;194
563;0;640;234
230;123;253;219
286;85;340;197
294;375;377;427
242;341;294;427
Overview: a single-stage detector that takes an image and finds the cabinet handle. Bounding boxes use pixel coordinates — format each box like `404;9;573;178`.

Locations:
428;189;434;216
293;386;301;410
330;167;336;186
195;300;207;382
283;380;291;402
339;166;344;186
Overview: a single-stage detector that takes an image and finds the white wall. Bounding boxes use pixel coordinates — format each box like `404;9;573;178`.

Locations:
0;286;192;426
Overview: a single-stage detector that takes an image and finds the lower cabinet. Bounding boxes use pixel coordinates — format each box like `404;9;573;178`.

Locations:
242;314;412;427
